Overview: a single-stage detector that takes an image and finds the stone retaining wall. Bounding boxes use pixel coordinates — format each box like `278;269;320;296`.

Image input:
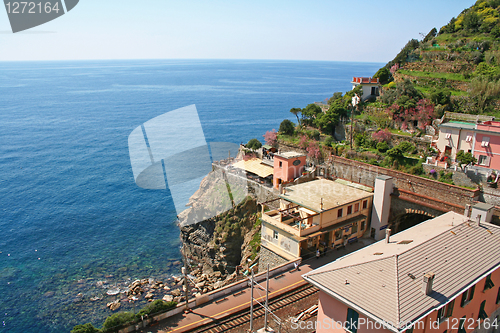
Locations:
329;156;480;207
258;245;289;273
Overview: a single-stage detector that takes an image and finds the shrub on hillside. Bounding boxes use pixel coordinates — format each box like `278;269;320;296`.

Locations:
71;323;101;333
397;141;415;153
246;138;262;150
102;312;136;333
324;136;335;147
136;300;177;319
376;141;389;153
279;119;295;136
310;130;320;141
372;129;391;143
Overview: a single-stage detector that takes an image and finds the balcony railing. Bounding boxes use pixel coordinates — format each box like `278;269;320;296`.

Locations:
262;209;320;237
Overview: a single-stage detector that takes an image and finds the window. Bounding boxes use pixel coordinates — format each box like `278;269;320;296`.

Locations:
354;203;359;213
335;229;342;241
466;133;473;142
352;222;358;234
437;300;454;324
461;285;475;307
458;316;467;333
362;200;367;209
478;155;490;166
337;208;343;218
445;132;451;139
273;230;278;240
347;205;352;215
481;136;490;147
361;221;365;231
279;161;282;168
346;308;359;333
404;327;413;333
484;273;495;291
478;300;488;321
496;287;500;304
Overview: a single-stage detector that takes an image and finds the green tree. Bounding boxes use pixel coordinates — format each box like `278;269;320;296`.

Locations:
102;312;136;333
423;27;437;43
328;92;343;104
430;88;451;106
397;141;415;153
71;323;101;333
386;146;404;160
279;119;295;136
463;11;482;32
290;108;302;127
376;141;389;153
456;150;477;169
302;103;322;126
246;138;262;150
373;67;390;84
315;110;339;136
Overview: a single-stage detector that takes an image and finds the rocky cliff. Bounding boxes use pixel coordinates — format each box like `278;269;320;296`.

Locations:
177;168;261;291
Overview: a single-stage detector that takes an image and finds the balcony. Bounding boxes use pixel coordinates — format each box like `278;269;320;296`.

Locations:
262;207;320;237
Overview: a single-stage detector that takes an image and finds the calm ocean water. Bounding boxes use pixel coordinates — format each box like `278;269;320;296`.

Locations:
0;59;382;332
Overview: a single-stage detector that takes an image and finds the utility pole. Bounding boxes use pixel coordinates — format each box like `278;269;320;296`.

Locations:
264;264;270;332
350;94;360;150
250;269;254;332
182;266;189;312
350;104;354;150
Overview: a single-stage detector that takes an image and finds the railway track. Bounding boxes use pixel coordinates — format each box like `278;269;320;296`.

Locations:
187;283;319;333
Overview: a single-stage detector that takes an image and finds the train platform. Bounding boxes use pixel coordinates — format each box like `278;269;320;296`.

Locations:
140;238;374;333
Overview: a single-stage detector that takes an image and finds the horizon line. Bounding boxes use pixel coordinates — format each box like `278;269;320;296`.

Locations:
0;57;387;65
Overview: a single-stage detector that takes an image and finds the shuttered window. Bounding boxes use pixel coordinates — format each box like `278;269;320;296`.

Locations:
478;300;488;321
346;308;359;333
484;274;495;291
461;285;475;307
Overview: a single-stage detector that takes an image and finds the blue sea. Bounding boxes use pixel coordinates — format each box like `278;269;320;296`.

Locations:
0;59;383;332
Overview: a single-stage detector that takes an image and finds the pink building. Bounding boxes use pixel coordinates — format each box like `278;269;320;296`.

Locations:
303;211;500;333
273;151;306;189
474;121;500;170
437;120;500;170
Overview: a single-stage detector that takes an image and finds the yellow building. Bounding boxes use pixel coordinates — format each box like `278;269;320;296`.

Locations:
260;179;373;260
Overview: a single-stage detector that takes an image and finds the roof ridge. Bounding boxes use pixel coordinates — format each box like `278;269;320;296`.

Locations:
395;220;500;259
305;255;397;278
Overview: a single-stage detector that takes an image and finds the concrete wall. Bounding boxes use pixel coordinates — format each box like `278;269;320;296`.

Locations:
261;221;300;258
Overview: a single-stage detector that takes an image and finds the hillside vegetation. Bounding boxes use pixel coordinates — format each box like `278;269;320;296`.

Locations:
378;0;500;116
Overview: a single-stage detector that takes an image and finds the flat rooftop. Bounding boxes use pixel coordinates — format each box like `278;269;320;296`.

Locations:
275;151;306;159
439;121;475;130
280;179;373;213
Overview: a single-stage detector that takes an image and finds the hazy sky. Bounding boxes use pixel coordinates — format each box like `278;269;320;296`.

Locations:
0;0;475;62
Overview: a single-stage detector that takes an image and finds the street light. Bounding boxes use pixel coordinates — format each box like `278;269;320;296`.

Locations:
350;94;360;150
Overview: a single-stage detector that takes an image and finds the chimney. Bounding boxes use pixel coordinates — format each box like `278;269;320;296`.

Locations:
385;229;391;244
464;204;471;218
423;272;435;295
476;214;482;226
320;198;323;210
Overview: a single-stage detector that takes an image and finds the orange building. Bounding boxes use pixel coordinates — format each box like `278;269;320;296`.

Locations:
303;211;500;333
273;151;306;189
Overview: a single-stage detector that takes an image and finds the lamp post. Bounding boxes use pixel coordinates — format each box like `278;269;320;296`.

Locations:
350;94;360;150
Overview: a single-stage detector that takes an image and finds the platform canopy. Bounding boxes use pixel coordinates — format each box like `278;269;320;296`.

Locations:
232;158;274;178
